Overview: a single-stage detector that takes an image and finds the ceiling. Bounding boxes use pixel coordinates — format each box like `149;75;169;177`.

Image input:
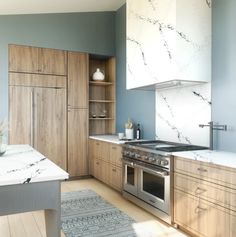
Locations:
0;0;126;15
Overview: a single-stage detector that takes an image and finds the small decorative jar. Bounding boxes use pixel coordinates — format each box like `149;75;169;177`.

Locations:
92;68;105;81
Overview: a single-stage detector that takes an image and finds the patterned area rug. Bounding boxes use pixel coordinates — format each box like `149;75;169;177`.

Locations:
61;189;137;237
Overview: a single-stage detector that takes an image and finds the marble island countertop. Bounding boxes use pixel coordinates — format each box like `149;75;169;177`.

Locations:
172;149;236;169
0;145;69;186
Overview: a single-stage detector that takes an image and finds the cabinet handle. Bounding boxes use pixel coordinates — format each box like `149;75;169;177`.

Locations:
197;167;208;172
96;162;99;165
195;187;207;195
96;143;100;146
112;146;117;150
112;168;116;172
195;206;207;213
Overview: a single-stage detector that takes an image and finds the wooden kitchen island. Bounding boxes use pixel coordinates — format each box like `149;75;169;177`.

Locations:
0;145;69;237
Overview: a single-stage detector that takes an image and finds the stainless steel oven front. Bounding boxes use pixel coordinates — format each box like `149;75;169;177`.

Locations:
137;163;170;214
123;158;170;215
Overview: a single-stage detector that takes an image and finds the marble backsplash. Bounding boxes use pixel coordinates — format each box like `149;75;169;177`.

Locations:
155;83;211;147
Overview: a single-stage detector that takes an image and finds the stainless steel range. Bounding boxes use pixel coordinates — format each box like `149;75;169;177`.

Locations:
122;140;207;224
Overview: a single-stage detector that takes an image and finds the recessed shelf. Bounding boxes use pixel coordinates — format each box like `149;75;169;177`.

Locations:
89;100;115;103
89;81;113;86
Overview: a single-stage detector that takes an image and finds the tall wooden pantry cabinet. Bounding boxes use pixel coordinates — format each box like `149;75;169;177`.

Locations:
67;52;89;176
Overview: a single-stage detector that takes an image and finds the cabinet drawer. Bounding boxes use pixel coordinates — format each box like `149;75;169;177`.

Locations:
175;157;236;188
174;173;236;212
174;189;231;237
109;144;122;167
91;140;109;162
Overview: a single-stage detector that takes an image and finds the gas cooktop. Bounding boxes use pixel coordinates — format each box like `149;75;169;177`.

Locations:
125;140;208;152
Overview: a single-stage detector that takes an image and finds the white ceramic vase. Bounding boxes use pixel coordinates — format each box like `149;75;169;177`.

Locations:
92;68;105;81
125;128;134;140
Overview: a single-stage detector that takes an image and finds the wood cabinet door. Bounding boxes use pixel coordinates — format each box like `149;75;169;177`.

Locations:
174;189;230;237
88;139;95;175
9;86;33;145
38;48;67;75
9;45;38;73
93;158;102;180
100;160;109;184
68;52;88;108
33;87;67;170
109;144;122;167
109;165;122;191
68;109;88;176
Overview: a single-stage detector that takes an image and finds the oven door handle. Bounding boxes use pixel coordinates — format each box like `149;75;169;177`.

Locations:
135;164;169;177
123;160;135;167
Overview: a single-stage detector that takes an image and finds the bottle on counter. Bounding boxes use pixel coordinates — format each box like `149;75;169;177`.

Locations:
136;123;141;140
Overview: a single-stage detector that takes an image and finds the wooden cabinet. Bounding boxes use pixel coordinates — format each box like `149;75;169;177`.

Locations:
109;144;122;167
174;189;230;237
174;156;236;237
67;109;88;176
93;158;100;179
9;73;67;170
67;52;89;177
33;87;67;170
9;45;38;73
38;47;67;75
9;86;32;145
109;165;122;191
9;44;67;75
68;52;88;108
88;139;122;192
89;57;116;135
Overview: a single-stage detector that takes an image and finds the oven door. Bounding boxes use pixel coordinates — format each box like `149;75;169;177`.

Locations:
137;165;170;214
123;160;138;196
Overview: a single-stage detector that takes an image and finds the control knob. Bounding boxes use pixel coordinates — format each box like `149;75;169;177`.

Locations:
160;160;169;166
129;152;135;158
148;157;156;162
142;155;148;160
156;159;161;165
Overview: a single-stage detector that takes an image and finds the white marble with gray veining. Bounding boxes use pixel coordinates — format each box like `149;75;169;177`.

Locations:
89;135;126;144
173;149;236;169
126;0;211;89
156;83;211;147
0;145;69;186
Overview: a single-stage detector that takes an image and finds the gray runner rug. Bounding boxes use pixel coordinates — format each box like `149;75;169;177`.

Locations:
61;189;137;237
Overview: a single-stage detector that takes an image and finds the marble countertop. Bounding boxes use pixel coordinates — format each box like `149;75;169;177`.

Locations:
0;145;69;186
89;134;145;144
89;135;125;144
172;149;236;169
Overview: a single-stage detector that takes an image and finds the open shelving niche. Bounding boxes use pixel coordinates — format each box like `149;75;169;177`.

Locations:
89;55;116;135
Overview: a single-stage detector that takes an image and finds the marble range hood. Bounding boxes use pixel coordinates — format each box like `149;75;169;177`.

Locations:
126;0;211;90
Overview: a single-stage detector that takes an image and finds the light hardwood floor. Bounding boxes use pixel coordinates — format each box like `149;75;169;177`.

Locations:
0;178;187;237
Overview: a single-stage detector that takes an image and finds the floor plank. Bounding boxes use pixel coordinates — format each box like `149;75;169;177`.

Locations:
8;213;26;237
20;212;42;237
0;178;187;237
0;216;11;237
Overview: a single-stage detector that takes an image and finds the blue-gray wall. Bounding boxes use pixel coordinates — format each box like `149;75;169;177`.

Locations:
212;0;236;152
115;5;155;139
0;12;115;119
